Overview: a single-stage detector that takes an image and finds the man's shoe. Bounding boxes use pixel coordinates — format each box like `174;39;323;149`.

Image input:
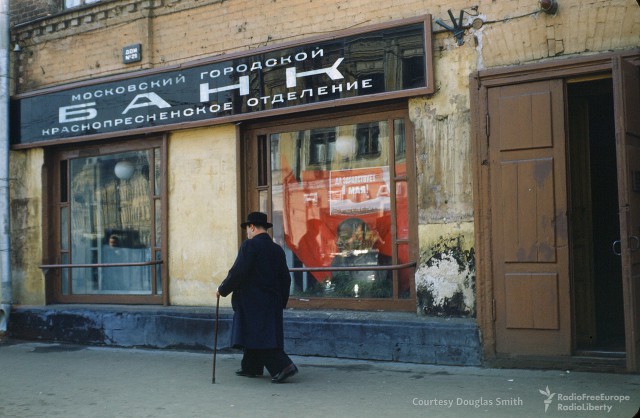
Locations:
271;364;298;383
235;369;263;378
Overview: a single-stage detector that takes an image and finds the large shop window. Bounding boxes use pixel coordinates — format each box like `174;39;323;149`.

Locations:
49;138;165;304
248;110;416;311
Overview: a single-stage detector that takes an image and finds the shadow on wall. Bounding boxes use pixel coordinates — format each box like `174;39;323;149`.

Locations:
416;236;475;317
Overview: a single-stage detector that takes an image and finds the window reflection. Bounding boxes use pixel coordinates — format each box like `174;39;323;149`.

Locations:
64;0;100;9
309;129;336;165
271;119;408;299
67;151;154;294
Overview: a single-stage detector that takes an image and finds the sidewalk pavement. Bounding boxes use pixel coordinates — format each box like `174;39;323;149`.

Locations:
0;339;638;418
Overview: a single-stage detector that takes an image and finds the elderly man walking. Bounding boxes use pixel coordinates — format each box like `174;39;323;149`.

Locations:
217;212;298;383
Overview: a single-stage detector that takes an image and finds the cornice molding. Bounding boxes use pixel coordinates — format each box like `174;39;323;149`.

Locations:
12;0;224;44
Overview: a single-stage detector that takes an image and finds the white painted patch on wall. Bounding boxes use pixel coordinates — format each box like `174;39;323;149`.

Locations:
415;252;474;311
468;14;487;71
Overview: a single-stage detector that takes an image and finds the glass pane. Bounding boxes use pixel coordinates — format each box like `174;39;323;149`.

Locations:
69;151;153;294
258;135;269;187
258;190;268;213
272;121;393;298
155;250;162;295
60;161;68;203
397;242;411;299
356;122;382;159
396;180;409;241
154;199;161;247
270;135;280;172
394;119;407;177
154;148;161;196
61;253;69;295
60;207;69;251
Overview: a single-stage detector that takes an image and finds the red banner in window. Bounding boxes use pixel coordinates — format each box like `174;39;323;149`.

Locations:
282;165;392;283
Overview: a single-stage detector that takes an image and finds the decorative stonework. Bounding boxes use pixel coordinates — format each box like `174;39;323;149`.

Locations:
11;0;224;43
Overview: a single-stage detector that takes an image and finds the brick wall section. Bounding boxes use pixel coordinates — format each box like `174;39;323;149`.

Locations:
10;0;58;25
9;0;640;93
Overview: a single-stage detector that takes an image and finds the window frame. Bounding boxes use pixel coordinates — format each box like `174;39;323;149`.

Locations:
243;105;418;311
45;135;168;305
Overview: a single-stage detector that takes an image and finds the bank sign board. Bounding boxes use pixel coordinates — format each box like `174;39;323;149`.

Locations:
11;17;433;146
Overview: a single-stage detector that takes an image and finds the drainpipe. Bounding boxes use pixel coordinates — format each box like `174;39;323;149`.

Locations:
0;0;12;336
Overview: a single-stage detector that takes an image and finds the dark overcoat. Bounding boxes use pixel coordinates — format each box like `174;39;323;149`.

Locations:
218;233;291;350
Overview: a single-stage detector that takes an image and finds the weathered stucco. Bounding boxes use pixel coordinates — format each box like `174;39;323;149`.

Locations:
9;149;45;305
6;0;639;313
410;35;476;316
407;0;639;317
416;223;475;317
411;43;474;225
167;125;239;307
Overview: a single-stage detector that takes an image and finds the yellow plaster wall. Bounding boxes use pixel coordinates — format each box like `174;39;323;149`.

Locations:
9;149;45;305
167;125;239;307
418;222;475;256
410;43;475;225
8;0;640;310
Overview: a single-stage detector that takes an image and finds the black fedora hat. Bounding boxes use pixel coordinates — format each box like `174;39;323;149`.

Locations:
240;212;273;229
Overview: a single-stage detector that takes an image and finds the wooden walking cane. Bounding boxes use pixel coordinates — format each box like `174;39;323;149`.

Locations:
212;293;220;384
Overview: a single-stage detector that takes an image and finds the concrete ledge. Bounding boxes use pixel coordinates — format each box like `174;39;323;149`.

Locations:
8;305;481;366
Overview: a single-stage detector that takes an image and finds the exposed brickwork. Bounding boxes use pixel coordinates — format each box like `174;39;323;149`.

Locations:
9;0;640;93
10;0;58;26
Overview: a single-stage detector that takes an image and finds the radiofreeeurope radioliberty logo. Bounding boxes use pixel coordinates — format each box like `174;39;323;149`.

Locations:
538;386;631;414
539;386;555;412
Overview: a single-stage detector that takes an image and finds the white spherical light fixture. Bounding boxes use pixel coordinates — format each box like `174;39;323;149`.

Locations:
335;135;356;158
114;160;135;180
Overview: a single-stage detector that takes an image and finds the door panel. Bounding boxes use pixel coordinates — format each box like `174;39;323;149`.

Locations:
489;80;571;356
498;91;553;150
505;273;559;329
500;158;556;263
614;57;640;371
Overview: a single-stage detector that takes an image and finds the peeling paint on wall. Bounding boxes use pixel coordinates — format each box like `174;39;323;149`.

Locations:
416;235;475;317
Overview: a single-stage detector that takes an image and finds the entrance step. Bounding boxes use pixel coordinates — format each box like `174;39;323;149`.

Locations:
7;305;482;366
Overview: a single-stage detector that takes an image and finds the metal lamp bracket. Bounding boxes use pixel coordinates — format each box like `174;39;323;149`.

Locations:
435;9;467;46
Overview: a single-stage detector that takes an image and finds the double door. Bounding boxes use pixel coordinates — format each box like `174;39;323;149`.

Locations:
480;55;640;371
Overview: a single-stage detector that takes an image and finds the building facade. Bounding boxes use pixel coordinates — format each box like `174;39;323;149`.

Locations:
5;0;640;371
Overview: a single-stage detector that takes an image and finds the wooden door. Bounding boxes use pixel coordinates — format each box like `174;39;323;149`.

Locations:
613;57;640;371
488;79;571;356
567;97;597;348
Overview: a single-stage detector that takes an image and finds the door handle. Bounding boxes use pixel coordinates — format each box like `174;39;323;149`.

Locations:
612;236;640;256
613;240;621;256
